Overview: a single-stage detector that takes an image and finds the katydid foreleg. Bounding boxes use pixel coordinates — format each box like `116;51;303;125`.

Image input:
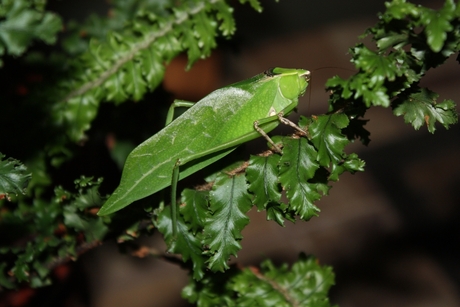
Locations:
277;114;310;138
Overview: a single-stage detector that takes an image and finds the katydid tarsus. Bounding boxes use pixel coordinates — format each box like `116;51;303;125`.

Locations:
97;67;311;235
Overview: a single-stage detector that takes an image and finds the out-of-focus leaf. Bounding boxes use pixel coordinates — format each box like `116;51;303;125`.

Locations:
183;254;336;307
0;153;31;196
232;254;336;307
420;1;455;53
0;0;61;63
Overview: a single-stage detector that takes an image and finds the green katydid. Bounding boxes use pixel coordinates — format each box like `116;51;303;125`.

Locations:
98;67;311;234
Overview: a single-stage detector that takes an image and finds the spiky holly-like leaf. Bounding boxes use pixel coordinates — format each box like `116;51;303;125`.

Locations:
203;173;252;272
309;114;350;168
279;138;323;220
246;154;282;210
180;188;209;234
156;206;206;280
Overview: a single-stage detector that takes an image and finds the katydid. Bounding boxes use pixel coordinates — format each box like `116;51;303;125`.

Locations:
98;67;311;234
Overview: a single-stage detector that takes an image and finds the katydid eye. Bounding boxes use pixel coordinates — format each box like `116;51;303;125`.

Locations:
264;68;276;77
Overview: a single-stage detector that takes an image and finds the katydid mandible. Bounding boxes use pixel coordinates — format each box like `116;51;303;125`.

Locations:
98;67;311;232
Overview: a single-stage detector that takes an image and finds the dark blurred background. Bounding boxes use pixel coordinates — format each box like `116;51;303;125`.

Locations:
4;0;460;306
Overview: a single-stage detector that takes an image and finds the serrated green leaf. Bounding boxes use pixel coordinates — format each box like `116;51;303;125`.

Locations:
384;0;419;19
55;93;100;142
193;10;217;57
279;138;321;220
266;202;295;227
376;33;408;51
329;153;365;181
215;1;236;36
309;114;350;167
240;0;263;13
246;154;282;210
203;173;252;272
183;254;335;307
325;75;353;100
84;218;109;241
156;205;206;280
0;263;15;289
124;56;149;101
11;261;29;282
353;46;398;87
393;88;458;133
180;188;209;233
361;86;390;107
74;187;103;210
342;118;371;146
182;268;236;306
0;153;31;196
420;4;454;53
231;254;336;307
42;1;266;142
63;207;89;231
0;0;62;59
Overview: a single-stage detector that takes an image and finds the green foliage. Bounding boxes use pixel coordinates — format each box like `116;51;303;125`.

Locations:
54;0;264;142
182;254;336;307
0;0;61;66
393;87;457;133
0;177;107;288
156;205;206;280
0;0;458;306
327;0;459;133
203;173;252;272
0;153;31;197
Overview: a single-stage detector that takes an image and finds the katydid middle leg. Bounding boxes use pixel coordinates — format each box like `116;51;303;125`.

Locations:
166;100;195;237
165;100;196;125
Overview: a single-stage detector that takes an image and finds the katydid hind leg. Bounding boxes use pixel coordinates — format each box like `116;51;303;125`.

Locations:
171;160;181;237
253;120;282;153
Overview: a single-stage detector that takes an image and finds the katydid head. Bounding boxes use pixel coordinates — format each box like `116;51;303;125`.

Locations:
266;67;311;100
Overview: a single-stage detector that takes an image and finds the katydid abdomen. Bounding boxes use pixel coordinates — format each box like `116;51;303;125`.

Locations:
98;68;310;216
